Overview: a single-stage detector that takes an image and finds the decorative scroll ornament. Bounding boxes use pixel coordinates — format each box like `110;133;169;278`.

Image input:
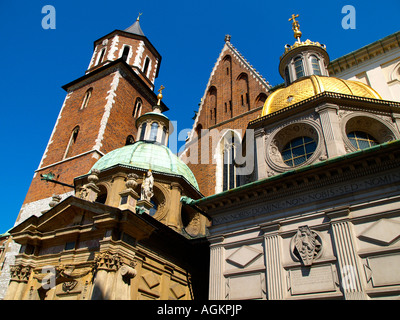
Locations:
292;225;322;266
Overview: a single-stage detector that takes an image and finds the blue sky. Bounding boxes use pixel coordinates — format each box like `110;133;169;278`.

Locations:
0;0;398;233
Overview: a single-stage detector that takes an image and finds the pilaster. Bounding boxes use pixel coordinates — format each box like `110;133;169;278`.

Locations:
261;223;284;300
315;103;346;158
208;236;225;300
326;207;367;299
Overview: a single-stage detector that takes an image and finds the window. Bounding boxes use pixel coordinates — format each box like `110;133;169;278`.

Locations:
64;126;80;159
143;57;150;77
133;98;143;118
81;88;92;109
139;122;147;140
282;136;317;167
149;122;159;141
222;132;240;191
96;185;108;204
125;135;135;146
294;57;304;79
310;56;321;75
347;131;378;150
96;48;106;66
284;66;290;84
161;126;167;145
121;46;130;62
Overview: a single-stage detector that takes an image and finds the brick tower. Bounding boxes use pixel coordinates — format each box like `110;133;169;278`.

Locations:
16;16;166;224
181;35;271;197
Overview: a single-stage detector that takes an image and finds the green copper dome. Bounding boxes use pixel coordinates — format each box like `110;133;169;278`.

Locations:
91;141;199;190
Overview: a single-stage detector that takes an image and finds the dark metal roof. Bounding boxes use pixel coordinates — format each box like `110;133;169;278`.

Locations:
125;20;145;36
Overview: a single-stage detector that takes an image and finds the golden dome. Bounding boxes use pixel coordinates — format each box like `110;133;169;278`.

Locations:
261;75;382;116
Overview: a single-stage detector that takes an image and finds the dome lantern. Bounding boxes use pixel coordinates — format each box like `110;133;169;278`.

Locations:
279;14;330;86
135;85;173;146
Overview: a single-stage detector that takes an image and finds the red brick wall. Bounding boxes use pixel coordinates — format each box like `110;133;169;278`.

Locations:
185;51;269;197
23;67;155;205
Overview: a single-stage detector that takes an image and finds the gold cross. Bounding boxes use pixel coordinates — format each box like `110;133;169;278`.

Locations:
158;85;165;95
289;13;299;23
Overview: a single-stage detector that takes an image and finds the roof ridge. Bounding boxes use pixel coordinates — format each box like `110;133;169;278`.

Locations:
226;41;271;89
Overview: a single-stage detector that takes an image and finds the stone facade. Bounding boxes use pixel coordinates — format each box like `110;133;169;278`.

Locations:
198;140;400;300
5;165;209;300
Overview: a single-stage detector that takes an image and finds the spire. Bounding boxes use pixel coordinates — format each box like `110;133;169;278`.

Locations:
125;13;145;36
289;14;302;42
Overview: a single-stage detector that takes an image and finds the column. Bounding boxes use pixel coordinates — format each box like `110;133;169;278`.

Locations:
208;236;225;300
4;265;32;300
315;103;346;158
326;207;367;300
261;223;284;300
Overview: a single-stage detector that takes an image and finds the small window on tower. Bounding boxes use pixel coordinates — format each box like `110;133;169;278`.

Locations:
133;98;143;118
64;126;80;159
149;122;159;141
81;88;93;110
121;46;130;62
294;56;304;79
310;56;321;75
161;126;167;145
143;57;151;77
125;135;135;146
139;122;147;140
96;48;106;66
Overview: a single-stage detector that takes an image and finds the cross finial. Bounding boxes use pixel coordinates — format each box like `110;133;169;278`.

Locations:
157;85;165;105
288;13;302;41
288;13;299;23
137;12;143;21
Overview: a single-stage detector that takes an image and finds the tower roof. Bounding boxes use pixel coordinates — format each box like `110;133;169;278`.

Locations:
125;14;145;36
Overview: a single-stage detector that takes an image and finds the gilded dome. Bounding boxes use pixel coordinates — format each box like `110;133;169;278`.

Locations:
261;75;382;116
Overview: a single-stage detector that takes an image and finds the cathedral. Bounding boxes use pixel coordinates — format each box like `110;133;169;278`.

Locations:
1;13;400;300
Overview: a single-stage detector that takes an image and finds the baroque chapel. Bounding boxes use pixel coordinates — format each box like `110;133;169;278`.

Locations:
1;14;400;300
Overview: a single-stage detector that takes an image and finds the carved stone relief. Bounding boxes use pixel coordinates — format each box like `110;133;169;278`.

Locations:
264;119;325;174
290;226;323;266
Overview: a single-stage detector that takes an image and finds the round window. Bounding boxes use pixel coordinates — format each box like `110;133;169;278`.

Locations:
282;136;317;167
347;131;378;150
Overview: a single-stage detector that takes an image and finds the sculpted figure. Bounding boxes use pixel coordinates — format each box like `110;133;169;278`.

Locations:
141;170;154;201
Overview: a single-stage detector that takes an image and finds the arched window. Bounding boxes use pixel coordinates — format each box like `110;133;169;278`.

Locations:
125;135;135;146
143;57;150;77
310;56;321;75
64;126;80;159
294;57;304;79
139;122;147;140
96;48;106;66
222;131;241;191
347;131;378;150
161;126;167;145
149;122;159;141
121;46;130;62
284;66;291;85
96;185;108;204
81;88;93;109
133;98;143;118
